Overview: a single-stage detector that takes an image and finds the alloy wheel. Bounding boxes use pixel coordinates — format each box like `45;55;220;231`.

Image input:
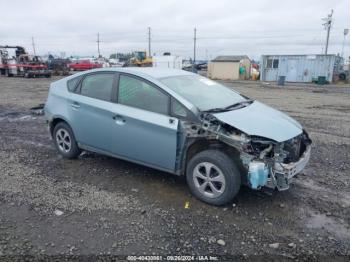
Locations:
193;162;226;198
56;128;71;153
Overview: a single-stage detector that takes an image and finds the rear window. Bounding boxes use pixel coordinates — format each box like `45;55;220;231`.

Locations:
67;76;82;92
80;73;114;101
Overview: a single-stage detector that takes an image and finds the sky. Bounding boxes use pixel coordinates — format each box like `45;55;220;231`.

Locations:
1;0;349;60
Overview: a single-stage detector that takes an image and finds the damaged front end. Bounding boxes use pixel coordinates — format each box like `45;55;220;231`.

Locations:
184;112;312;192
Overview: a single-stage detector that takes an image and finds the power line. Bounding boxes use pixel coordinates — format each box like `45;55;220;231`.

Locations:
322;9;333;55
193;28;197;62
148;27;151;57
97;33;101;57
31;36;36;56
341;29;349;58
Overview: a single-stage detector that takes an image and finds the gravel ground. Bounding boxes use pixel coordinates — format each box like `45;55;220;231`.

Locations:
0;76;349;261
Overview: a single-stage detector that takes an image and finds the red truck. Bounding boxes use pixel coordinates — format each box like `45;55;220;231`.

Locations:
67;60;103;71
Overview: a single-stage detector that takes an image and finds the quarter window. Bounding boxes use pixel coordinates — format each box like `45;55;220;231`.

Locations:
172;99;187;118
67;76;82;92
118;75;169;115
80;73;114;101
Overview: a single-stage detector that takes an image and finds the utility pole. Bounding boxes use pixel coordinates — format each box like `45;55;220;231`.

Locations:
193;28;197;72
322;9;333;55
341;28;349;58
97;33;101;57
31;37;36;56
148;27;151;57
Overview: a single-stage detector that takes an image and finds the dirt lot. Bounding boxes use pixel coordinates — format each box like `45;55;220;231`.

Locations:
0;76;349;261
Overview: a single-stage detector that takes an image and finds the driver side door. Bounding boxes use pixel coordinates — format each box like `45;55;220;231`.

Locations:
109;73;179;172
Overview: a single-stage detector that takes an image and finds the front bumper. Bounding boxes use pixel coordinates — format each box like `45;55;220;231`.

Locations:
274;144;311;178
271;144;311;190
247;145;311;191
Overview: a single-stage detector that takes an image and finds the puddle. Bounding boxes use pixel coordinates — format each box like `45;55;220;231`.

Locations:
0;104;44;122
296;179;350;207
306;211;350;240
0;114;37;122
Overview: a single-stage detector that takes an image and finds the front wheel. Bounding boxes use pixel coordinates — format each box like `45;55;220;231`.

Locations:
186;150;241;206
53;122;81;159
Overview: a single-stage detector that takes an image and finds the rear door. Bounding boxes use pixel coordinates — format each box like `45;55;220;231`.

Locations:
67;72;118;151
109;73;179;172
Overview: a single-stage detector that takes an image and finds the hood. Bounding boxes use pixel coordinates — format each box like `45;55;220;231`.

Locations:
213;101;302;142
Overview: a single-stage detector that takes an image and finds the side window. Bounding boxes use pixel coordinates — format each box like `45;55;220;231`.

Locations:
266;59;273;68
118;74;169;115
67;76;82;92
266;58;279;69
172;99;187;118
80;73;114;101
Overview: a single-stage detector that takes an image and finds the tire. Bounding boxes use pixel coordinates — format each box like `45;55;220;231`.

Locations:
339;73;346;81
186;150;241;206
5;70;13;77
53;122;81;159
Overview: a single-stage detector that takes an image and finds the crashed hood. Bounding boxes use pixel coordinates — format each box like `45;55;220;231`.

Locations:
213;101;302;142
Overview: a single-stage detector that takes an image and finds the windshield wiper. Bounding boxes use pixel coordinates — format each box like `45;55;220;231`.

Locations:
203;99;254;113
224;99;254;110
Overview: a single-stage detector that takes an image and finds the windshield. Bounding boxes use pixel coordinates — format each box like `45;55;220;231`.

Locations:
159;75;247;111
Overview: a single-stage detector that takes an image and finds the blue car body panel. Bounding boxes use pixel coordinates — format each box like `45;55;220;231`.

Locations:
213;101;302;142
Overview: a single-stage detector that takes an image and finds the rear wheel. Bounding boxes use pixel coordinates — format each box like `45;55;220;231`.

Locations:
24;72;32;78
53;122;81;159
186;150;241;205
5;70;13;77
339;73;346;81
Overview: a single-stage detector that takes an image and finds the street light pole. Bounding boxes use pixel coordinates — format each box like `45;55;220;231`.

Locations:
341;29;349;58
192;28;197;72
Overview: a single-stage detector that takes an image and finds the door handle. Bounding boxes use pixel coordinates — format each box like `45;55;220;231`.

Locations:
70;102;80;109
113;114;126;125
169;118;176;124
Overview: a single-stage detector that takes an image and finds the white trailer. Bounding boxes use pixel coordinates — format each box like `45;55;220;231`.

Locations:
152;55;182;69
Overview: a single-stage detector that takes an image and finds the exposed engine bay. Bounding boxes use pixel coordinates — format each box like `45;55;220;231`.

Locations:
179;112;312;191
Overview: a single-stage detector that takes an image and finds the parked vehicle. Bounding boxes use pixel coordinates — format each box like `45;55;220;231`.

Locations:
67;60;103;71
47;55;71;75
0;45;51;78
44;68;312;205
126;51;153;67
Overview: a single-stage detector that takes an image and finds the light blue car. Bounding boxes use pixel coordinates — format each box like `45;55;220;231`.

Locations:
44;68;312;205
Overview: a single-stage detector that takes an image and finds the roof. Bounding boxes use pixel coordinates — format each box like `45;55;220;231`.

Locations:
123;67;192;79
261;54;338;57
68;67;194;80
212;55;250;62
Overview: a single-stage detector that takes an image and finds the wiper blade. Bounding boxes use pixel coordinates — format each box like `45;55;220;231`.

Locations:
202;107;228;113
203;100;254;113
224;99;254;110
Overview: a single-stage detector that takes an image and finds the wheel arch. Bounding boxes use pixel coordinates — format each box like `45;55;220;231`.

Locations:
180;138;243;176
49;116;72;138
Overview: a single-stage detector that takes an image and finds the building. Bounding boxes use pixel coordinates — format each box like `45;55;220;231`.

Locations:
207;55;251;80
260;54;343;83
